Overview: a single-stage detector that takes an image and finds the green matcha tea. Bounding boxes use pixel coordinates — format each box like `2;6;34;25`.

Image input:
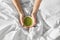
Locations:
23;16;33;26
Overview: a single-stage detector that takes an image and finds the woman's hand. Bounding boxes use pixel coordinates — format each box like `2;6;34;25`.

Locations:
12;0;25;26
31;0;42;27
19;14;25;26
12;0;42;29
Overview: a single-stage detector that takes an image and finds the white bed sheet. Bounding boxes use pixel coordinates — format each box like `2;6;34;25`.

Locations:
0;0;60;40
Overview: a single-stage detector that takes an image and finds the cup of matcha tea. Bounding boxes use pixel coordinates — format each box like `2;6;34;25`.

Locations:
23;16;33;27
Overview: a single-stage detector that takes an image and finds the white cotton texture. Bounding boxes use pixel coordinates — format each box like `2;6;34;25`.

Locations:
0;0;60;40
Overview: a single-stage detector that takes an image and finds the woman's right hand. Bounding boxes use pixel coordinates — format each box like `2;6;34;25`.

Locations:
19;14;25;27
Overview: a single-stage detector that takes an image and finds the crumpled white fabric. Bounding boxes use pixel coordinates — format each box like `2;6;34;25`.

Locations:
0;0;60;40
0;0;43;40
40;0;60;40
